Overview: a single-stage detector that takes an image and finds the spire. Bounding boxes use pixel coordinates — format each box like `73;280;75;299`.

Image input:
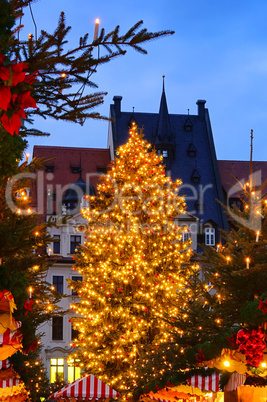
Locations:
155;75;173;144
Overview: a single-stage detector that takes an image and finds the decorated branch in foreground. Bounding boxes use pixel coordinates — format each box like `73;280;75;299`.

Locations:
0;53;38;135
0;0;174;136
69;123;195;398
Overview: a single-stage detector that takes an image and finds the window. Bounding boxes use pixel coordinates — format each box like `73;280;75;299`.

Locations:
53;276;63;294
71;166;80;174
182;230;191;242
67;359;81;383
71;276;82;296
191;169;201;184
229;197;243;211
205;228;215;246
45;165;54;173
71;323;79;340
162;150;168;158
70;235;81;254
97;166;107;174
51;358;64;383
53;235;60;254
52;317;63;340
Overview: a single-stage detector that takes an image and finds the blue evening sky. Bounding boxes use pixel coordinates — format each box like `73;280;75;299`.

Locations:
22;0;267;161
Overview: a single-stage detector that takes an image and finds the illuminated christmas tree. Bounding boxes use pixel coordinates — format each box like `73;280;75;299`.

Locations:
0;1;173;398
69;123;195;397
142;151;267;391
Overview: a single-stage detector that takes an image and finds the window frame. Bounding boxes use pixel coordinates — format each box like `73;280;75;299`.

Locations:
53;275;63;294
71;276;83;296
67;358;81;383
205;228;215;246
50;358;64;383
52;316;63;340
53;235;60;254
70;235;81;254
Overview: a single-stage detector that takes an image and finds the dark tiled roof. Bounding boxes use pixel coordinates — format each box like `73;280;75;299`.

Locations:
109;97;228;231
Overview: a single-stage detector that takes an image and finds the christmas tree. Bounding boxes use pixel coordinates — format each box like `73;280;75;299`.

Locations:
69;123;195;398
0;1;174;398
160;149;267;388
2;0;174;136
189;164;267;373
136;134;267;394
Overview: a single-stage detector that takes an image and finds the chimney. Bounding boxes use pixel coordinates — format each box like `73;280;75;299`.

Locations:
113;96;123;118
196;99;206;120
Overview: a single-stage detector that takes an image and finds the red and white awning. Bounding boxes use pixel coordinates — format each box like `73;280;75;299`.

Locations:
187;372;220;392
49;375;119;399
0;359;10;369
0;378;22;388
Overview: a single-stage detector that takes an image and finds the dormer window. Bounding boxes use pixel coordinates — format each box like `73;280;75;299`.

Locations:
71;166;80;174
191;168;201;184
187;143;197;157
184;118;193;132
45;165;54;173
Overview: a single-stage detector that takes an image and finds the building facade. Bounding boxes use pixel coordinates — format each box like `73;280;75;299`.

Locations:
108;82;229;247
32;85;267;384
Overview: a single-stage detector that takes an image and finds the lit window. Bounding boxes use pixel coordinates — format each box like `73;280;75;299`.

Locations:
52;316;63;340
53;235;60;254
51;358;64;383
53;276;63;294
162;150;168;157
71;276;82;296
70;235;81;254
205;228;215;246
67;359;81;383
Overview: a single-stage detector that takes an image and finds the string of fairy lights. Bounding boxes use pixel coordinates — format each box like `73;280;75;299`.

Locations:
67;123;196;397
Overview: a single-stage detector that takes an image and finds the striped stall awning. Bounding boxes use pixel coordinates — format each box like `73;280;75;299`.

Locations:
0;359;10;369
0;378;22;388
187;372;220;392
49;375;119;399
0;328;21;345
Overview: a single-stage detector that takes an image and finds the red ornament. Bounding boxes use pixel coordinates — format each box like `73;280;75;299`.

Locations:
196;349;205;362
258;298;267;314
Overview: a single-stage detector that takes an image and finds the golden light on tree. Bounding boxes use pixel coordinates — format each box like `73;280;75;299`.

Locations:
68;123;195;397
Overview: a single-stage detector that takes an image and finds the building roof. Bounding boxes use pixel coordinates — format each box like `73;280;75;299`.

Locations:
218;160;267;196
108;92;228;231
32;146;111;215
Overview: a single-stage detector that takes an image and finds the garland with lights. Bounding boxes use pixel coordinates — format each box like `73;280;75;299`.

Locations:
136;158;267;392
69;123;196;398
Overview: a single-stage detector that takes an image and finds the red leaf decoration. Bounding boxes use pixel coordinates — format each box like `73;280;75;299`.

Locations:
0;86;11;111
10;62;27;86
